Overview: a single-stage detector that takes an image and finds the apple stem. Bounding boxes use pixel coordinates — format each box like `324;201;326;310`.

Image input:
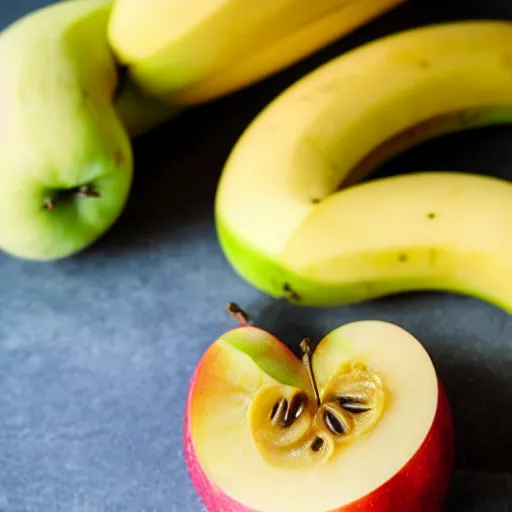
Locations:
227;302;250;326
300;338;321;407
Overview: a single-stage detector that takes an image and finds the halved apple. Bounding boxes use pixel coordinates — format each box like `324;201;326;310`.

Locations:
183;305;454;512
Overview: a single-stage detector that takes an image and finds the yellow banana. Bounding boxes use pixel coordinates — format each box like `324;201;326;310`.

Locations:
107;0;406;106
214;20;512;313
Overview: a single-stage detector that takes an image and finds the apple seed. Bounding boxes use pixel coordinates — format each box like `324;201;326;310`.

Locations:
338;396;372;414
282;392;308;428
270;398;289;426
311;437;324;452
270;392;308;429
323;407;350;436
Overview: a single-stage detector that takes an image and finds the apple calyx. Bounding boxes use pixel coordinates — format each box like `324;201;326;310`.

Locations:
42;184;101;210
248;337;387;469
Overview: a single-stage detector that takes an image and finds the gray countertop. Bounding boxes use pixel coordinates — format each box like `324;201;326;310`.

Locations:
1;0;512;511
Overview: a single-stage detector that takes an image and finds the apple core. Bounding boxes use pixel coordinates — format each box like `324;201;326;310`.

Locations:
249;338;386;469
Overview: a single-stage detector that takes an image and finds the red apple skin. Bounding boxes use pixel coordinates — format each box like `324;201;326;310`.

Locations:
183;341;454;512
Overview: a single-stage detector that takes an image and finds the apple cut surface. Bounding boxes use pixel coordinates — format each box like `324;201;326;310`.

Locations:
184;320;454;512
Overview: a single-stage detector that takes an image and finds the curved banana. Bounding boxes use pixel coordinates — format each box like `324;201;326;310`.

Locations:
108;0;406;106
215;20;512;313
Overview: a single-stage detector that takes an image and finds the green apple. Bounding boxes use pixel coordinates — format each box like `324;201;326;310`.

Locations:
0;0;133;260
